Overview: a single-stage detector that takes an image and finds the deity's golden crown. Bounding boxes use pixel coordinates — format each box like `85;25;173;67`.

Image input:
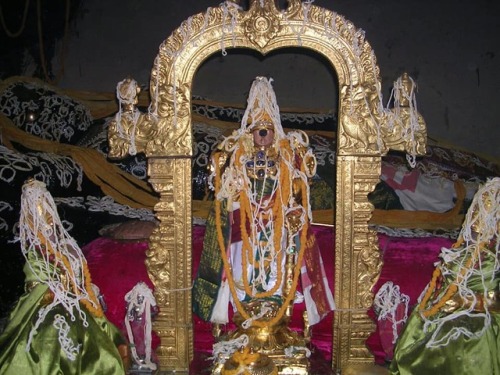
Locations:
247;111;274;132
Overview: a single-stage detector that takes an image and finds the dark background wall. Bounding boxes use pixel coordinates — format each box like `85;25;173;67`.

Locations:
2;0;500;159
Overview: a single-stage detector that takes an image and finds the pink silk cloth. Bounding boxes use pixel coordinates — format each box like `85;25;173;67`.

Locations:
83;225;453;365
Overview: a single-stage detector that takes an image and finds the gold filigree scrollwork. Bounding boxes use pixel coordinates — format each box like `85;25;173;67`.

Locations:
339;84;381;154
283;0;303;18
244;1;282;48
352;161;383;309
107;114;145;159
146;157;193;370
146;163;175;307
383;73;427;156
338;73;427;160
379;73;427;158
357;228;383;308
390;107;427;155
146;82;192;156
107;77;159;159
333;156;384;370
147;227;171;306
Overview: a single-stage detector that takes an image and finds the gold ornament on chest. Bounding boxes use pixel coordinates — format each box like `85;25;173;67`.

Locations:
245;147;279;180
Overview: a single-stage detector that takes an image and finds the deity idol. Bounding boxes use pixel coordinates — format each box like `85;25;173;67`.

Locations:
193;77;334;361
390;177;500;374
0;179;128;374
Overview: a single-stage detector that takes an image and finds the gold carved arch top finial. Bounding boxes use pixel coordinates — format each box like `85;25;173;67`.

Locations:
107;0;424;159
108;0;426;160
243;0;282;48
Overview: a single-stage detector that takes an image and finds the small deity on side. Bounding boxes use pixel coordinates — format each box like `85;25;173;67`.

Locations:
0;179;129;374
390;177;500;374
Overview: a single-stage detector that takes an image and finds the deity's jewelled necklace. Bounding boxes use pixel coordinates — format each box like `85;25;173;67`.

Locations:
245;147;278;180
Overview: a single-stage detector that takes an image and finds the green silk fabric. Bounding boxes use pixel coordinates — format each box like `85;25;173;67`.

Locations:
192;177;278;321
192;199;230;321
0;258;126;374
390;251;500;374
389;310;500;374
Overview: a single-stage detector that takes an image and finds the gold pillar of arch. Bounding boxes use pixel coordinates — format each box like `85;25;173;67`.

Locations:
108;0;427;372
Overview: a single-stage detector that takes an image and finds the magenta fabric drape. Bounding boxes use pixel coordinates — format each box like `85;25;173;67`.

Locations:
83;225;453;365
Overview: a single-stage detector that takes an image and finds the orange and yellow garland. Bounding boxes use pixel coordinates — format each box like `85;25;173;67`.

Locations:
34;226;104;318
418;237;483;318
214;138;311;328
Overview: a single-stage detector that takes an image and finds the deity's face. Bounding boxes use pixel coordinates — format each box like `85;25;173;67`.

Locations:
252;128;275;148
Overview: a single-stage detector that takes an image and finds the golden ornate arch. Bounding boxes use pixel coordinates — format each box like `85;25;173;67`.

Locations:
108;0;427;372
